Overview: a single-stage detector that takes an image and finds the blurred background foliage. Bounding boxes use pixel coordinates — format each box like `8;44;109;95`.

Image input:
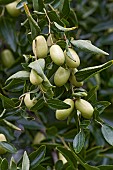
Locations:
0;0;113;169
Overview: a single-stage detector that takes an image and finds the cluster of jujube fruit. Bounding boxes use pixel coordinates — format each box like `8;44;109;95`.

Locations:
24;35;94;120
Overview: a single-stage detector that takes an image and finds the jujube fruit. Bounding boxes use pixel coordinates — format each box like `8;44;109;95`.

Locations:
54;67;70;86
56;99;74;120
0;134;7;155
50;44;65;66
33;132;46;145
75;99;94;119
69;68;83;87
24;93;37;109
30;69;43;85
64;48;80;68
32;35;48;58
1;49;15;68
6;0;21;17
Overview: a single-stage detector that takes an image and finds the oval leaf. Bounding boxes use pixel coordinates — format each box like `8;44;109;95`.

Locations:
6;71;30;82
22;151;30;170
0;141;17;153
101;124;113;146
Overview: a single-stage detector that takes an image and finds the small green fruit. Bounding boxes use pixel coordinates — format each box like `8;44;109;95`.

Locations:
30;69;43;85
24;93;37;109
56;99;74;120
33;132;46;145
1;49;15;68
6;0;20;17
0;134;7;155
50;44;65;66
69;68;83;87
32;35;48;58
54;67;70;86
75;99;94;119
64;48;80;68
59;153;67;164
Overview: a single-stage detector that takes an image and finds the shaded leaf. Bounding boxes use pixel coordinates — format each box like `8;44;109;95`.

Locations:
1;158;8;170
98;165;113;170
32;0;44;12
59;0;70;18
0;142;17;153
94;101;111;114
0;93;15;109
101;124;113;146
86;86;98;103
30;98;44;111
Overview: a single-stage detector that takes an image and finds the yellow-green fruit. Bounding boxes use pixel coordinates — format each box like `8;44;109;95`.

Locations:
64;48;80;68
1;49;15;68
32;35;48;58
0;134;7;155
33;132;46;145
47;34;56;47
59;153;67;164
30;69;43;85
69;68;83;87
6;0;21;17
75;99;94;119
50;44;65;66
24;93;37;109
54;67;70;86
56;99;74;120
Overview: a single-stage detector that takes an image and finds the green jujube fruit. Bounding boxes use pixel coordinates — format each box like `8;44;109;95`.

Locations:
30;69;43;85
64;48;80;68
69;68;83;87
54;67;70;86
56;99;74;120
32;35;48;58
0;134;7;155
1;49;15;68
6;0;21;17
50;44;65;66
24;93;37;109
75;99;94;119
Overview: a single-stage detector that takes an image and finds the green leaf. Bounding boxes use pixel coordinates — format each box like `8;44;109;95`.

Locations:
101;124;113;146
94;101;111;114
47;98;70;110
75;60;113;82
9;157;17;170
73;130;85;153
92;20;113;32
98;165;113;170
54;22;77;32
29;145;46;169
86;86;98;103
22;151;30;170
30;98;44;111
32;0;44;12
0;0;15;5
0;158;8;170
71;40;109;55
0;141;17;153
59;0;70;18
0;93;15;109
6;71;30;82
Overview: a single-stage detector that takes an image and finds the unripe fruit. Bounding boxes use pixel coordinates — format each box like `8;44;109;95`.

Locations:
30;69;43;85
1;49;15;68
54;67;70;86
33;132;46;145
64;48;80;68
50;44;65;66
32;35;48;58
24;93;37;109
69;68;83;87
47;34;56;47
0;134;7;155
6;0;21;17
56;99;74;120
75;99;94;119
59;153;67;164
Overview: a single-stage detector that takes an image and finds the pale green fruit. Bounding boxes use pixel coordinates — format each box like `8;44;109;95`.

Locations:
50;44;65;66
1;49;15;68
69;68;83;87
59;153;67;164
0;134;7;155
47;34;56;47
6;0;21;17
54;67;70;86
33;132;46;145
24;93;37;109
56;99;74;120
64;48;80;68
75;99;94;119
30;69;43;85
32;35;48;58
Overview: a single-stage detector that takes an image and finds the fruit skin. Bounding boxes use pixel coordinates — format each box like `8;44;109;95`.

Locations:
59;153;67;164
56;99;74;120
6;0;21;17
0;134;7;155
69;68;83;87
1;49;15;68
30;69;43;85
64;48;80;68
54;67;70;87
50;44;65;66
24;93;37;109
75;99;94;119
33;132;46;145
32;35;48;58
